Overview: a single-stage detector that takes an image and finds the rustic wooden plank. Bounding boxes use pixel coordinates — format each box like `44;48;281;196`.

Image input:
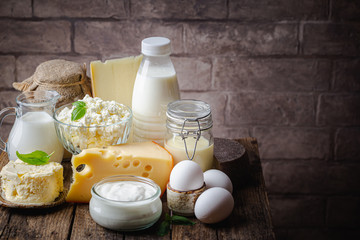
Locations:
0;204;11;238
171;217;217;240
1;204;74;239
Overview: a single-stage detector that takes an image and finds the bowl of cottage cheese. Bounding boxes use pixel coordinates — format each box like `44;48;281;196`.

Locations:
53;95;132;155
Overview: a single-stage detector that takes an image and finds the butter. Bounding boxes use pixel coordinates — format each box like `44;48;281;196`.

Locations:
0;160;63;204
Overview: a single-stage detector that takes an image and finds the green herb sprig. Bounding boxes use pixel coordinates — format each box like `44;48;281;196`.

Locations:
16;150;53;165
157;213;195;236
71;101;86;121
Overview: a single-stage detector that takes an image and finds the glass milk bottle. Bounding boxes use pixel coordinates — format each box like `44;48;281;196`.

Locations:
165;100;214;171
132;37;180;145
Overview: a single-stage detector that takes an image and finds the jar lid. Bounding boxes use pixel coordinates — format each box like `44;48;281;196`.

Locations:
166;99;213;131
167;99;211;120
141;37;171;56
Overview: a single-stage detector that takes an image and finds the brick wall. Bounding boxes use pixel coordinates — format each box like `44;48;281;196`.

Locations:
0;1;359;239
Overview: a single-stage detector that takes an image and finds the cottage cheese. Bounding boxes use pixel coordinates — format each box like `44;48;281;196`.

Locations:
0;160;63;204
56;95;131;150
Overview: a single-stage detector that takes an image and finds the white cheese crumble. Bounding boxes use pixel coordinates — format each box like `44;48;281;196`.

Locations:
56;95;131;150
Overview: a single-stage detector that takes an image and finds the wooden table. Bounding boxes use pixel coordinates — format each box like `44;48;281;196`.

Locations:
0;138;275;239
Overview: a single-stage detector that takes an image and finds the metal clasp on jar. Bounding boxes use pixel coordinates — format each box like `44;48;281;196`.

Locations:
180;118;201;161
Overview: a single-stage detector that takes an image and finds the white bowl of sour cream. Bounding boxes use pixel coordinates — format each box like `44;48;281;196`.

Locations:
89;175;162;231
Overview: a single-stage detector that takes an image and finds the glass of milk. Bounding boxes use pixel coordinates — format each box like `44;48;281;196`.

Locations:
0;90;64;163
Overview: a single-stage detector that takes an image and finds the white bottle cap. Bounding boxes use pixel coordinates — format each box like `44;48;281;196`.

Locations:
141;37;171;56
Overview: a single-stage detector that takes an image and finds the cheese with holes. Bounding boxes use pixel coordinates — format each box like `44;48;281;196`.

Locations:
90;55;143;108
0;160;63;204
66;141;173;203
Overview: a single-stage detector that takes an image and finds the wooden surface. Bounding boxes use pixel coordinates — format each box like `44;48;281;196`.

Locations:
0;138;275;240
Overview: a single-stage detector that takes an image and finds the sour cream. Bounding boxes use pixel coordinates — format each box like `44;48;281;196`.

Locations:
96;181;155;201
89;176;162;231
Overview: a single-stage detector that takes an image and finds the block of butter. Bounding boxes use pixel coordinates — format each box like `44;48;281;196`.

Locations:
0;160;63;204
66;141;173;203
90;55;143;109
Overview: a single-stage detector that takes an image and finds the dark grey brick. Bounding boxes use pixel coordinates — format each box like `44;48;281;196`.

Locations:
212;126;251;139
0;56;16;88
173;57;212;91
34;0;127;18
229;0;328;21
0;90;19;109
317;94;360;127
303;23;360;56
213;58;330;92
227;92;315;126
131;0;226;19
0;0;32;17
255;127;330;160
185;23;298;56
74;21;183;55
333;59;360;92
335;128;360;161
0;20;71;53
332;0;360;21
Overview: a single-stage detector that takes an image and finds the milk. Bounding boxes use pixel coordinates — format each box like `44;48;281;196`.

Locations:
165;135;214;171
131;37;180;145
132;71;180;145
7;111;64;163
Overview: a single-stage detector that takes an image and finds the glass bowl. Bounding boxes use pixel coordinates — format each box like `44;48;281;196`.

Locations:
53;103;132;155
89;175;162;231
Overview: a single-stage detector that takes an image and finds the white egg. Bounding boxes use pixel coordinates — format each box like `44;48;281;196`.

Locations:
169;160;204;191
204;169;233;193
194;187;234;224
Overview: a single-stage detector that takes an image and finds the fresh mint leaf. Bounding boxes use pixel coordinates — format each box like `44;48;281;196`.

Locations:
72;101;86;108
157;220;170;236
71;101;86;121
171;215;196;225
157;213;195;236
16;150;53;165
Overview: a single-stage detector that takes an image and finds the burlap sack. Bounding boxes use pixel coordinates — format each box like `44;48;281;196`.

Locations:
13;59;92;107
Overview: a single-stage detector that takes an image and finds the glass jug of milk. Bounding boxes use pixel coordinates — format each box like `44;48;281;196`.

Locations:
132;37;180;145
0;90;64;163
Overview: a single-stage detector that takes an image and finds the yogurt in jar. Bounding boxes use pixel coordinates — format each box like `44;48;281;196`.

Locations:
89;176;162;231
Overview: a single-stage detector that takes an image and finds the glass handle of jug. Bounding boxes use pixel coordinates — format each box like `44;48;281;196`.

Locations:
0;107;16;152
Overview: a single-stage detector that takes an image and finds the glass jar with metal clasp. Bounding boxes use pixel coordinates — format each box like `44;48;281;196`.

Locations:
164;99;214;172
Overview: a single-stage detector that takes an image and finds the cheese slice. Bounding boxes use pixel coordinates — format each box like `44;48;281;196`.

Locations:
90;55;143;108
66;141;173;203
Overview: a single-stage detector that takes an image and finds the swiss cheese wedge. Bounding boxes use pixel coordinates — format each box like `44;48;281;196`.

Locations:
66;141;173;203
90;55;142;108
